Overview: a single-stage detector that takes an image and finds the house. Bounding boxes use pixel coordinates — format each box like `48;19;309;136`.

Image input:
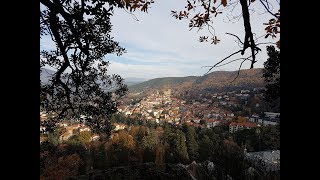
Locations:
125;111;132;116
57;121;68;127
229;122;257;133
262;112;280;126
193;119;201;124
113;123;127;131
241;90;250;94
220;101;227;105
206;119;221;128
91;134;100;141
249;114;260;123
59;131;73;141
264;112;280;119
192;123;205;128
79;126;91;132
262;118;279;126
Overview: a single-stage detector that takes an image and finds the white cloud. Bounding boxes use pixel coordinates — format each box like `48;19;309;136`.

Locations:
108;0;279;78
107;61;187;79
40;0;279;79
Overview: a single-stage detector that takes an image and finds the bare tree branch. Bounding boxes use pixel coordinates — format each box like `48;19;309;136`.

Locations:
226;33;243;44
256;42;276;46
124;8;140;21
204;50;242;75
259;0;278;18
216;57;253;67
230;58;248;83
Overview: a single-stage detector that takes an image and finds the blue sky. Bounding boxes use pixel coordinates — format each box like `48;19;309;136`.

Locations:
41;0;279;80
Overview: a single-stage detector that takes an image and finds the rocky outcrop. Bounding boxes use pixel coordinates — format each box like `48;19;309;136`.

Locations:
71;161;220;180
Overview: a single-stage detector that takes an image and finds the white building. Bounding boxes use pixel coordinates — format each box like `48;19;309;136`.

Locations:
264;112;280;119
206;120;221;128
79;127;91;132
113;123;127;131
229;122;257;133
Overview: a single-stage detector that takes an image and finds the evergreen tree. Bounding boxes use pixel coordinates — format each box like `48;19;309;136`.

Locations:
185;126;199;161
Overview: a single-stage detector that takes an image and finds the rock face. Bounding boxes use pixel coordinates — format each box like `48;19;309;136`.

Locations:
181;161;217;180
72;161;219;180
77;163;193;180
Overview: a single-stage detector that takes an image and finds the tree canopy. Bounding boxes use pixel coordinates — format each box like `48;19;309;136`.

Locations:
171;0;280;74
263;45;280;112
40;0;154;134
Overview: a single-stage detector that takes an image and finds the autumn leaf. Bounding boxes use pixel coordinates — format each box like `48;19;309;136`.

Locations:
276;40;280;49
221;0;227;7
212;36;220;44
187;1;193;11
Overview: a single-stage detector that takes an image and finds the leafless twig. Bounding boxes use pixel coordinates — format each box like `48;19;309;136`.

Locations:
256;42;276;46
230;58;250;83
204;50;242;75
124;8;139;21
259;0;278;18
226;32;244;44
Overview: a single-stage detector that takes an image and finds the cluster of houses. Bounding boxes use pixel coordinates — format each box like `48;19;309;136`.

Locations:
40;114;134;143
119;89;239;127
118;88;279;133
249;112;280;126
40;87;280;142
229;112;280;133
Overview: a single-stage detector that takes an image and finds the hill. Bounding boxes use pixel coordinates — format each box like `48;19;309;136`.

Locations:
124;77;148;86
128;76;197;92
129;68;264;93
40;68;146;86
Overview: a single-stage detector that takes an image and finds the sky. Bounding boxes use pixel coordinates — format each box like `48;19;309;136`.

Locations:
41;0;279;80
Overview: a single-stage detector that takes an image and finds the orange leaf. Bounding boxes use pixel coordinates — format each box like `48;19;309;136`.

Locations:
276;40;280;48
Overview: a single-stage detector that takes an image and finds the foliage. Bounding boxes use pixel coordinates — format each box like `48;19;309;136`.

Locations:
185;126;199;161
216;139;244;178
41;122;279;179
129;126;148;143
40;153;83;180
47;132;59;146
90;141;108;169
233;125;280;151
155;144;165;165
263;45;280;112
260;125;280;150
142;130;159;151
40;0;154;135
79;131;92;144
165;129;189;163
198;135;215;161
169;0;280;77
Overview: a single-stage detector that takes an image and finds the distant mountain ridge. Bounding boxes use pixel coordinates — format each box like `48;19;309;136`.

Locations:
40;68;147;86
124;77;148;86
41;68;264;93
129;68;265;93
